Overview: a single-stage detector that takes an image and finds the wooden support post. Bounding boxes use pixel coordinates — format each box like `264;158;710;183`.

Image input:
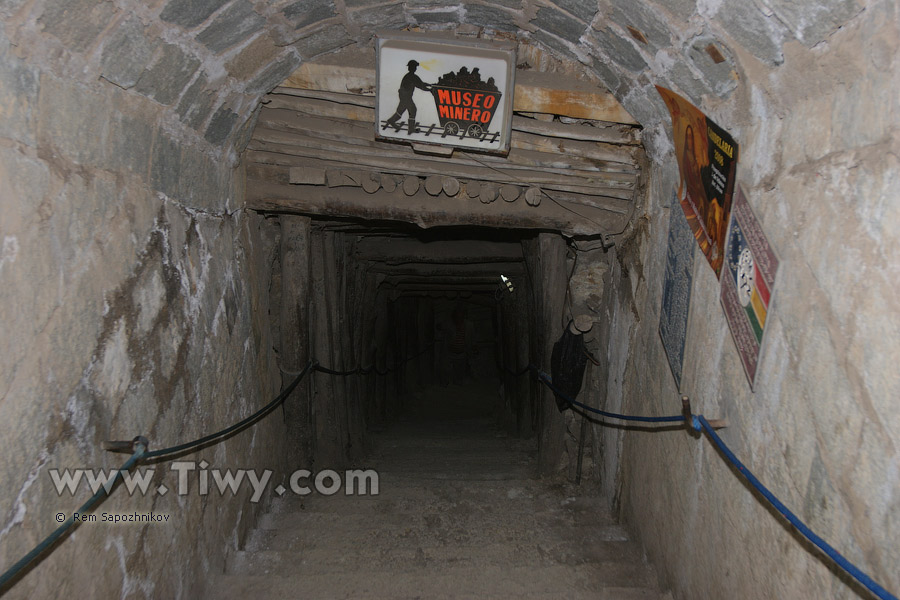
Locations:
531;233;569;476
279;215;312;464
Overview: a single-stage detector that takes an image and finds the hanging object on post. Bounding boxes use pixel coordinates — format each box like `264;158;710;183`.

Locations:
549;320;589;412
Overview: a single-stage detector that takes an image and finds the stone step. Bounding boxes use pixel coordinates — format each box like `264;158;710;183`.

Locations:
253;503;613;533
227;539;649;577
247;519;631;555
205;566;665;599
263;495;610;521
266;478;606;512
203;390;668;599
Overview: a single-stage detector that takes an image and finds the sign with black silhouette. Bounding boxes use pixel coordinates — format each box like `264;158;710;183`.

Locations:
657;86;739;278
376;32;516;154
659;192;696;391
720;185;779;389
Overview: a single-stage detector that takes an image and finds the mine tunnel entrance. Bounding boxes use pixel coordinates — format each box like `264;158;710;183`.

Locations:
252;44;644;477
222;39;652;598
355;226;526;429
270;215;608;475
218;212;654;599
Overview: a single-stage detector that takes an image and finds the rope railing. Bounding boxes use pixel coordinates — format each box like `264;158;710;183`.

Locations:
0;361;318;593
522;364;897;600
301;342;435;378
0;443;147;591
2;352;896;600
695;415;896;600
532;367;685;423
0;344;437;593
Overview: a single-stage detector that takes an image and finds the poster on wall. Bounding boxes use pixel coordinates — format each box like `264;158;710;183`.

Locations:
659;193;696;391
720;185;780;389
656;86;739;278
375;32;516;155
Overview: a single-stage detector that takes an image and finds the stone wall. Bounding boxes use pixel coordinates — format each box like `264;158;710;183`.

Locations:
0;16;288;600
600;2;900;599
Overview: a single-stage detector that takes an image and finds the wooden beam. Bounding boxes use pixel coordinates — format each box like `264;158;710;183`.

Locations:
270;88;640;145
246;133;635;199
278;64;637;124
373;262;525;277
511;115;639;145
355;238;523;264
512;71;636;124
383;277;506;284
245;179;625;237
245;156;634;215
259;100;640;168
283;63;376;95
387;284;500;293
244;160;633;216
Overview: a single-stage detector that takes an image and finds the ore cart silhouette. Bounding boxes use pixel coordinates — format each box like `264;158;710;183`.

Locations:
430;85;503;141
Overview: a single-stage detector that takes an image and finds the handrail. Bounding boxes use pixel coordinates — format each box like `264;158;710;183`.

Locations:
524;365;897;600
2;355;896;600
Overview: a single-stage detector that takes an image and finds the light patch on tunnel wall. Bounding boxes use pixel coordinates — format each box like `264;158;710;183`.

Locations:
375;32;516;155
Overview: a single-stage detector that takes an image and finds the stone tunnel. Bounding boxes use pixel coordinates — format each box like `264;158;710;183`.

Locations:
0;0;898;598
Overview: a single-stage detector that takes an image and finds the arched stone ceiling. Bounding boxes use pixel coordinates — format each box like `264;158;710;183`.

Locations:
1;0;863;160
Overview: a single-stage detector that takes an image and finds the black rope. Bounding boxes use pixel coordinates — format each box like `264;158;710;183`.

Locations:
0;443;146;591
312;342;435;378
145;361;315;459
4;349;897;600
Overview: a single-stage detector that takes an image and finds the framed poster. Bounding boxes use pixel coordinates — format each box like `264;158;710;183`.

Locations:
657;86;739;277
375;32;516;155
720;185;780;389
659;193;696;391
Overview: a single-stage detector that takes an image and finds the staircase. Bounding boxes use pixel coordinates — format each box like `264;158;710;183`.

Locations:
205;385;670;599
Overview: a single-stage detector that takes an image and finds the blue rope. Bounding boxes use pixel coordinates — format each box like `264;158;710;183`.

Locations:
695;415;897;600
3;356;895;600
533;367;685;423
532;365;896;599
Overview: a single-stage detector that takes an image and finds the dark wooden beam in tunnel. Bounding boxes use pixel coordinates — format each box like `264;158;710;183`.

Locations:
247;135;635;200
369;261;524;277
245;180;624;237
355;238;523;265
247;159;633;215
385;283;500;292
254;106;641;171
382;272;508;283
382;275;511;288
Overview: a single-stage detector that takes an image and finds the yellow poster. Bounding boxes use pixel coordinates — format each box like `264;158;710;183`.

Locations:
657;86;739;277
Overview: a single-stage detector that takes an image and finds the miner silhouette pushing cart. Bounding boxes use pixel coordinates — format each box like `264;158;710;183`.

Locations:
384;59;432;135
382;62;502;141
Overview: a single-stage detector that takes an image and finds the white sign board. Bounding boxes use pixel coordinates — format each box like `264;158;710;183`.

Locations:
375;32;516;155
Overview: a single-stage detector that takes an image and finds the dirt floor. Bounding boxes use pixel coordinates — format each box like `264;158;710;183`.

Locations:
206;383;669;599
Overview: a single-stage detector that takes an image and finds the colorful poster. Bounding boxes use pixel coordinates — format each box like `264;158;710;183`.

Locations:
376;33;516;155
659;194;696;391
656;86;739;277
720;185;779;389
